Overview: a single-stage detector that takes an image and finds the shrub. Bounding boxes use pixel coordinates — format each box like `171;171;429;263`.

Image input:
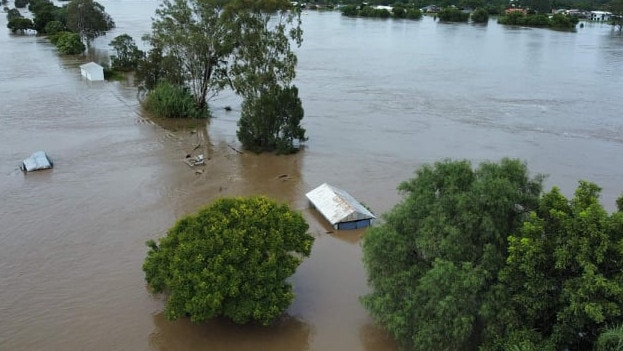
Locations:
55;31;85;54
471;7;489;23
438;7;470;22
143;82;206;119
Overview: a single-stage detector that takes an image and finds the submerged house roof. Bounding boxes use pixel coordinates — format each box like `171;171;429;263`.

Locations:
79;62;104;81
305;183;375;228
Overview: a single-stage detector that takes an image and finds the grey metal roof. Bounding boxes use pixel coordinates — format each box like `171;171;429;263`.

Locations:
305;183;375;225
21;151;53;172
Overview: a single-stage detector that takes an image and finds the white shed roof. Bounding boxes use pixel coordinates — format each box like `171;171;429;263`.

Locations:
80;62;103;73
306;183;375;226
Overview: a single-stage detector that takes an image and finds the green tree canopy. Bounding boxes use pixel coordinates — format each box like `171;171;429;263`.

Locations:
7;17;33;33
488;182;623;351
66;0;114;46
7;8;22;21
143;0;230;111
140;0;307;153
237;84;307;154
225;0;306;153
54;31;86;54
143;196;314;325
471;7;490;22
362;158;543;350
438;7;471;21
109;34;144;72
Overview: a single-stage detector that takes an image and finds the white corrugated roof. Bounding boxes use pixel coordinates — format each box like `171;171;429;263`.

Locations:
305;183;375;225
79;62;103;73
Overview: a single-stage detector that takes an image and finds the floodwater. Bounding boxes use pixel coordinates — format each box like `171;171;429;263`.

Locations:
1;2;623;350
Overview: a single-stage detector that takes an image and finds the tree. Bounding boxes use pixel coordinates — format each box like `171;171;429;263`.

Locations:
143;81;205;119
488;182;623;351
608;0;623;32
7;8;22;21
471;7;489;22
143;196;314;325
66;0;114;47
29;0;63;33
362;158;543;350
109;34;143;72
14;0;27;8
237;84;306;154
44;20;64;35
529;0;550;13
143;0;230;112
438;7;471;21
55;31;85;54
7;17;33;32
226;0;306;153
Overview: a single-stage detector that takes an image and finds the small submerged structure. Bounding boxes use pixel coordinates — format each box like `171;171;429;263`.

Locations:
21;151;53;172
305;183;375;230
79;62;104;81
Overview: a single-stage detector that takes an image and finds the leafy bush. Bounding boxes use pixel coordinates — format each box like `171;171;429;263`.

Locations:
6;7;21;21
438;7;470;21
237;85;306;154
498;11;525;25
54;31;85;54
340;4;358;16
109;34;143;72
392;6;406;18
7;17;33;32
550;13;578;28
44;20;64;35
405;8;422;19
143;196;313;325
143;82;206;119
471;7;489;23
14;0;28;8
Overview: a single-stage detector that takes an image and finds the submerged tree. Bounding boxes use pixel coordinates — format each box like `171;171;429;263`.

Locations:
226;0;307;153
139;0;307;152
66;0;115;47
237;84;306;154
7;17;33;33
362;158;543;350
143;196;314;325
109;34;144;72
143;0;230;112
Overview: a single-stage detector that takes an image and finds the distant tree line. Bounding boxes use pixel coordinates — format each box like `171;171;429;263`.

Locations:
5;0;114;53
320;0;617;15
340;4;423;18
498;10;579;27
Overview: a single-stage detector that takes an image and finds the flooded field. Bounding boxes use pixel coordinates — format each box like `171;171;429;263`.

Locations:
1;3;622;350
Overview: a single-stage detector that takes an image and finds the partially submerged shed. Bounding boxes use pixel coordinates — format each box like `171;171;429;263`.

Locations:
20;151;53;172
305;183;375;230
79;62;104;81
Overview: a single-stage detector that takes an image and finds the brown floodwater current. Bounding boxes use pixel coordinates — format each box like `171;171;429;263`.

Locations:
1;2;623;350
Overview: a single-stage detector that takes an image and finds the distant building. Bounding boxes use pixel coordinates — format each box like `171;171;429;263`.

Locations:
374;5;393;11
79;62;104;81
306;183;375;230
505;7;527;14
420;5;440;13
590;11;612;21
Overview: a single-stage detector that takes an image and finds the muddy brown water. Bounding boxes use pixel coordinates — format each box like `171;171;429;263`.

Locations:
1;3;623;350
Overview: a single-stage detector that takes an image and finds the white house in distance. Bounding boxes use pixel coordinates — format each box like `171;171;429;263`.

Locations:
79;62;104;81
590;11;612;21
305;183;376;230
